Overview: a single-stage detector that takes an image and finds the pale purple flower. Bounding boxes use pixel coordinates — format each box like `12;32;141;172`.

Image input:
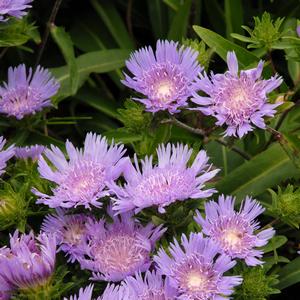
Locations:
15;144;45;160
41;209;94;263
64;284;94;300
0;136;14;176
123;271;178;300
0;64;60;119
154;232;242;300
109;143;219;214
100;284;129;300
195;195;275;266
0;231;56;294
0;0;32;22
122;40;202;113
78;207;166;282
191;51;283;138
297;25;300;37
33;133;127;209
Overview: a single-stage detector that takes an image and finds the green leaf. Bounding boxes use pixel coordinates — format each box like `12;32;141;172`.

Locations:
224;0;243;40
147;0;168;39
261;235;288;253
277;257;300;289
104;128;143;144
50;49;130;103
215;143;300;201
51;26;79;96
90;0;134;49
279;132;300;169
168;0;192;41
193;25;259;67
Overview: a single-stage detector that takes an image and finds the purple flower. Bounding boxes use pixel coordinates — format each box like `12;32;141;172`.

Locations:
191;51;283;138
15;144;45;160
64;284;94;300
100;284;129;300
41;209;94;263
122;40;202;114
195;195;275;266
297;25;300;37
0;64;60;119
0;136;14;176
154;232;242;300
78;207;166;282
0;231;56;294
33;133;127;209
109;143;219;214
0;0;32;22
123;270;178;300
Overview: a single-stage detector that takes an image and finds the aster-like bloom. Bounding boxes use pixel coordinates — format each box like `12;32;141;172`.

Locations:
0;0;32;22
33;133;127;209
41;209;94;263
100;284;129;300
191;51;283;138
195;195;275;266
64;284;94;300
0;231;56;294
109;143;219;214
123;271;177;300
154;232;242;300
15;144;45;160
78;207;166;282
122;40;202;113
0;64;60;119
0;136;14;176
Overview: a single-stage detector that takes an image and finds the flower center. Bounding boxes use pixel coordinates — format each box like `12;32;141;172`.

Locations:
63;223;85;245
187;271;208;291
94;234;149;274
154;80;175;102
222;228;243;248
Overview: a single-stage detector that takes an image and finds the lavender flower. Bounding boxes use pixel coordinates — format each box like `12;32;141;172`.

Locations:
100;284;129;300
0;231;56;294
191;51;282;138
109;143;219;214
123;271;177;300
154;232;242;300
297;25;300;37
0;65;60;119
0;0;32;22
78;207;166;282
33;133;127;209
122;40;202;113
42;209;94;263
0;136;14;176
195;195;275;266
15;144;45;160
64;284;94;300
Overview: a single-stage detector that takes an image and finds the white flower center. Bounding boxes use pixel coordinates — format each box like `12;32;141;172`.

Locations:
155;80;174;102
223;228;242;248
187;271;207;291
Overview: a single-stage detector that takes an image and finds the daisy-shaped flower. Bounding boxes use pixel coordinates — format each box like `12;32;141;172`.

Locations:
154;232;242;300
191;51;282;138
0;0;32;22
64;284;94;300
0;65;60;119
100;284;129;300
0;136;15;176
123;270;177;300
78;207;166;282
122;40;202;113
15;144;45;161
33;133;127;209
109;143;219;214
195;195;275;266
42;209;94;262
0;231;56;295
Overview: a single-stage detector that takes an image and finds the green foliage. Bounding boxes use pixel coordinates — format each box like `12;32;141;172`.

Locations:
235;267;280;300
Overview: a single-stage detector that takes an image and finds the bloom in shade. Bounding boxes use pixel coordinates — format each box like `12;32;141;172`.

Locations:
15;144;45;160
122;40;202;113
195;195;275;266
123;270;178;300
0;64;60;119
0;136;14;176
191;51;283;138
78;207;166;282
0;231;56;294
64;284;94;300
154;233;242;300
33;133;127;209
0;0;32;22
109;143;219;214
41;209;94;263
